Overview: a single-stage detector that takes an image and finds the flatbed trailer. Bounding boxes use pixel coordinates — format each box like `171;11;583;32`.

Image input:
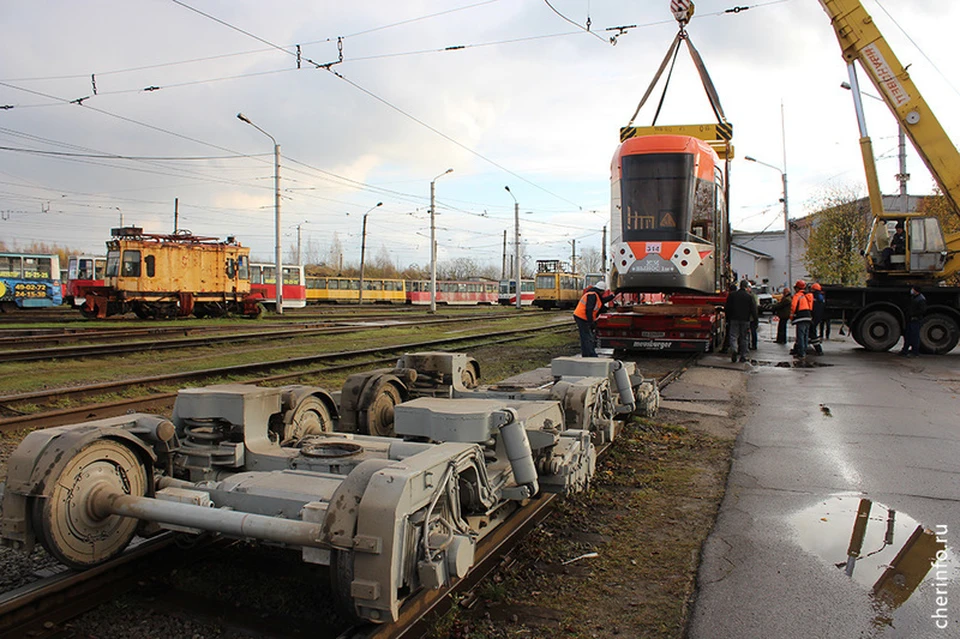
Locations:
596;293;727;353
823;285;960;354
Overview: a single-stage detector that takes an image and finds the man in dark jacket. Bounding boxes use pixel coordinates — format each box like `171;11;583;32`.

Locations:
772;287;792;344
900;286;927;357
809;283;825;355
725;280;757;363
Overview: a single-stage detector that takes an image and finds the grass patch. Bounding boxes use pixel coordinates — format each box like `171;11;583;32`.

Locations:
453;417;734;638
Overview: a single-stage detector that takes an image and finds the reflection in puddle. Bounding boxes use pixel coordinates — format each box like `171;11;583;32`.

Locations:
791;495;954;631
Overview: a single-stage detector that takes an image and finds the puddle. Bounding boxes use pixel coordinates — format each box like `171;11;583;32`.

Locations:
791;495;956;630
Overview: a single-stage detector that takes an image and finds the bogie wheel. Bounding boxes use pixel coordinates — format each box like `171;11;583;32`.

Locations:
857;310;901;352
283;396;334;443
461;362;480;389
330;548;361;622
360;383;403;438
919;313;960;355
32;439;147;569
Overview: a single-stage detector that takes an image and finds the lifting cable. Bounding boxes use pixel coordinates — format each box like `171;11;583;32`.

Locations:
625;6;729;129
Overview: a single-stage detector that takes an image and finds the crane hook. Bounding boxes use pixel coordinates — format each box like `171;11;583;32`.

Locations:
670;0;695;26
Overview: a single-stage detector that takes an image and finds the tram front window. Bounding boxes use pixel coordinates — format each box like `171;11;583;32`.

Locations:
621;153;695;241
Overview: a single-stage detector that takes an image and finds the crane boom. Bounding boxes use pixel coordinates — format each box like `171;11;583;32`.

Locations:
819;0;960;219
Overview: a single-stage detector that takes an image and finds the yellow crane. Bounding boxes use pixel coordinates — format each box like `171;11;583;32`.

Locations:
819;0;960;284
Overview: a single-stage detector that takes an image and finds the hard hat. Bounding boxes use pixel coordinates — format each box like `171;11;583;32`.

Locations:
794;279;806;290
594;280;608;291
811;283;822;291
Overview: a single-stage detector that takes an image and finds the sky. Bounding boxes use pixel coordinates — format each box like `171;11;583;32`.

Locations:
1;0;958;271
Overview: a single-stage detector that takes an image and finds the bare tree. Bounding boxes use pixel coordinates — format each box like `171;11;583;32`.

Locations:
578;246;603;273
326;233;344;273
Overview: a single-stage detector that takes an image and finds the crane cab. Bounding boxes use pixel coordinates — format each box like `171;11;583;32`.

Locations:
866;215;948;283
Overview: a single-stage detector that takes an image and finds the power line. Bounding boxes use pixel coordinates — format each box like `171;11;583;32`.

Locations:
0;146;268;161
872;0;960;100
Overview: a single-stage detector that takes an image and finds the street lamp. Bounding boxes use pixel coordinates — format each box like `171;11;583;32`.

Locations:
358;202;384;305
237;112;283;314
745;155;791;287
504;186;522;310
429;168;454;313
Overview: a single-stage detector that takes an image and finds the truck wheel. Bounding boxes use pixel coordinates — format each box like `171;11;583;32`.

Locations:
919;314;960;355
850;321;866;348
858;310;901;352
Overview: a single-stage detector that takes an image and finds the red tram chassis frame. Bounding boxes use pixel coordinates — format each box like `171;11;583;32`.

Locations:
596;293;727;353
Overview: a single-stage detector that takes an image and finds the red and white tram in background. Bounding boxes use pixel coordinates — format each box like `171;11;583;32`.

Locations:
64;255;106;308
406;280;498;305
498;279;535;306
249;263;307;310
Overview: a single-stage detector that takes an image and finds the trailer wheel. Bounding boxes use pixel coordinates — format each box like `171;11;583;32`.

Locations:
858;310;901;352
32;439;147;569
850;321;865;347
919;314;960;355
359;382;403;438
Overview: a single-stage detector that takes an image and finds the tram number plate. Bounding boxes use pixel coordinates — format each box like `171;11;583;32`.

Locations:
641;331;665;338
645;242;661;254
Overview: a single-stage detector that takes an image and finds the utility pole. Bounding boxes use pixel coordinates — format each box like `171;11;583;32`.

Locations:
429;169;453;313
782;101;791;288
602;225;608;275
570;239;577;274
501;230;507;279
505;186;521;310
897;126;910;213
173;198;179;233
358;202;383;305
296;223;303;266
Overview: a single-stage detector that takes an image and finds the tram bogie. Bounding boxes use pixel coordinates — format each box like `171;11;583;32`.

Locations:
0;351;659;624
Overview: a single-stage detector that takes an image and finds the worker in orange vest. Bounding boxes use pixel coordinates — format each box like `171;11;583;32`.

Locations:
573;280;613;357
789;279;814;358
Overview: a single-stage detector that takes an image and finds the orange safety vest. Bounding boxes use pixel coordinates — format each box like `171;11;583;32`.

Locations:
790;290;813;317
574;289;602;322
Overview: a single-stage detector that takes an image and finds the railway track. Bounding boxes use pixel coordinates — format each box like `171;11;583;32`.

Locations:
0;310;512;345
0;312;537;362
0;353;695;639
0;323;572;432
0;304;514;325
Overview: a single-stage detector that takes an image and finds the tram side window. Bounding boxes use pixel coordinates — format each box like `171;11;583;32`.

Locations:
145;255;156;278
225;259;236;279
95;259;106;278
121;251;141;277
0;255;22;278
105;252;120;277
691;177;715;242
249;265;262;285
23;257;52;279
78;258;94;280
620;153;695;240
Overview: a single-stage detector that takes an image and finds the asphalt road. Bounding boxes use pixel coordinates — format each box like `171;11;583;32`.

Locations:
689;320;960;638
